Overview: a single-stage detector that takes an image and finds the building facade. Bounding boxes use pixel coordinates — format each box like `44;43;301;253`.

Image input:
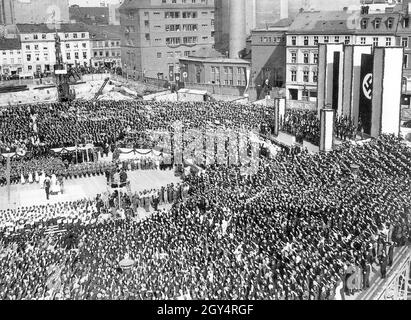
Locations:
284;5;411;103
17;24;91;76
285;10;356;102
119;0;215;81
0;37;22;78
250;19;291;99
88;25;122;68
179;48;250;87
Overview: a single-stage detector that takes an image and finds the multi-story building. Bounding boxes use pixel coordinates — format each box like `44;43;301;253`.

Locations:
87;25;122;68
0;37;22;78
250;18;292;98
285;10;356;102
354;9;400;47
17;24;91;76
119;0;215;81
397;4;411;104
179;47;250;87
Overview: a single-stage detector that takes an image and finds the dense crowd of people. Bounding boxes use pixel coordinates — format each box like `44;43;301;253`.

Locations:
0;131;409;300
0;98;410;300
282;110;357;145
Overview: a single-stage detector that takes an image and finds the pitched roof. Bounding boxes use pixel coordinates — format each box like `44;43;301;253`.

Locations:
271;18;294;28
16;23;88;34
0;38;21;50
288;10;358;35
69;6;110;25
84;25;122;40
357;13;400;35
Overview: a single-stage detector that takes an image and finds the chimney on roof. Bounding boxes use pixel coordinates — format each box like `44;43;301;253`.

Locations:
299;8;304;13
361;6;370;14
280;0;289;20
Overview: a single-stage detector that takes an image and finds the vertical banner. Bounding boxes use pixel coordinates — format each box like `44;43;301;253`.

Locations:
245;68;251;92
273;98;280;136
359;53;373;135
332;51;341;111
372;47;403;137
320;109;335;152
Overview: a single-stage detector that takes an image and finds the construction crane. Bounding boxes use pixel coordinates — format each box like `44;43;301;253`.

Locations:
92;77;110;101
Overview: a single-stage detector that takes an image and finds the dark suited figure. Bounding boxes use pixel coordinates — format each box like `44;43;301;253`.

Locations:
380;253;388;279
362;261;371;289
387;242;394;267
44;177;51;200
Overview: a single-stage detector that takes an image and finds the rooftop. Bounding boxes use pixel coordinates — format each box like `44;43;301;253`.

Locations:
0;38;21;50
288;10;358;34
83;25;122;40
17;23;88;34
190;47;225;59
119;0;213;12
179;56;250;64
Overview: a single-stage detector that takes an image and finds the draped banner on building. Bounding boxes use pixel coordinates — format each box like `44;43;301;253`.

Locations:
359;53;373;135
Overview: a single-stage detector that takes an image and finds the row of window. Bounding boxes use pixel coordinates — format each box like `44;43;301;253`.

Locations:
1;50;21;55
359;36;392;46
165;24;199;32
209;79;246;86
290;70;318;83
165;36;198;45
259;36;284;43
26;52;87;61
156;50;196;58
211;66;245;74
360;18;394;30
289;52;319;64
24;33;87;40
24;43;88;51
92;41;121;48
93;51;121;58
289;35;399;47
164;11;199;19
290;35;351;46
1;57;22;64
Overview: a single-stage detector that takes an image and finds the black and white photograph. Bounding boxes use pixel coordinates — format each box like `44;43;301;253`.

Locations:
0;0;410;311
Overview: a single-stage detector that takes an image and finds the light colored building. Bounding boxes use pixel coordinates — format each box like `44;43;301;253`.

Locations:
179;47;250;88
0;37;23;78
17;23;91;76
109;2;122;25
119;0;215;81
286;10;356;102
87;25;122;68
